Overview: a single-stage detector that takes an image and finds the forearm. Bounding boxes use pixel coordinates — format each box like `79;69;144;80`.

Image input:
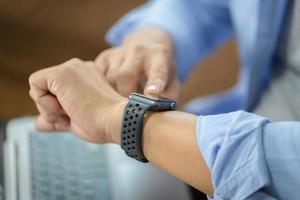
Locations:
30;58;210;194
142;111;213;195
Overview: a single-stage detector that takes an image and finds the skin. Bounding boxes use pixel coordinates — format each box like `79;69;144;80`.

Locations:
95;27;181;100
29;58;214;196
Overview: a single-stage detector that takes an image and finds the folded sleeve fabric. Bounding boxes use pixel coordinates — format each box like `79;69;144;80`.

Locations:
197;111;300;199
106;0;233;81
261;122;300;199
196;111;287;199
197;111;271;199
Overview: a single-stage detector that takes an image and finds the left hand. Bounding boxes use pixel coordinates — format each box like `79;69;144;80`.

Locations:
29;58;127;144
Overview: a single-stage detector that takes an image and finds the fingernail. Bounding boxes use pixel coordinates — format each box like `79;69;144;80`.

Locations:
146;83;159;94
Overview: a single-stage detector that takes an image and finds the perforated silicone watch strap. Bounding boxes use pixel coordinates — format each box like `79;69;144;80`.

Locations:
120;100;149;162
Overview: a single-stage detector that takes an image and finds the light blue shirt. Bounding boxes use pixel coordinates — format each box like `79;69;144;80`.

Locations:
197;111;300;199
106;0;300;199
106;0;288;114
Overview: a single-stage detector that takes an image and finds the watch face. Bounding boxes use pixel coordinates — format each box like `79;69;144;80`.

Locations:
130;92;170;102
129;93;177;110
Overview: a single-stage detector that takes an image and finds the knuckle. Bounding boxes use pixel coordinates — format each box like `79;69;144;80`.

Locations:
59;65;71;74
106;72;118;83
95;55;108;69
153;66;167;75
128;44;144;55
28;73;36;85
150;67;168;80
66;57;82;65
118;70;135;80
84;61;95;67
99;48;120;60
97;50;110;61
96;49;122;67
56;66;76;80
109;47;122;56
152;44;171;55
29;89;35;99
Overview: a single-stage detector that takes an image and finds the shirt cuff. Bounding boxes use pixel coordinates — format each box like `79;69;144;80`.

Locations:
196;111;271;199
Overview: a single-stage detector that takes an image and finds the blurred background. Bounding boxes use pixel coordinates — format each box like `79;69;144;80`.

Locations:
0;0;239;120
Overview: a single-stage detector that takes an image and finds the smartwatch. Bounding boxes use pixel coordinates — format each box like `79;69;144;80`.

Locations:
120;93;177;162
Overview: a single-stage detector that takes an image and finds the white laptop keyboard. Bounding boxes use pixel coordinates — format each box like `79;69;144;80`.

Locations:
29;133;111;200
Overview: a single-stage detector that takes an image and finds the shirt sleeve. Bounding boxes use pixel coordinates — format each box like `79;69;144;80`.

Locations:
196;111;273;199
106;0;233;81
184;85;244;115
262;122;300;199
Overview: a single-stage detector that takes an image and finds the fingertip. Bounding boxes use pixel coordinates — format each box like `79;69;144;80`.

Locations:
145;78;167;96
145;83;159;96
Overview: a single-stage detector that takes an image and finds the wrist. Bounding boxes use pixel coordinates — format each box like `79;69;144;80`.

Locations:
109;98;128;144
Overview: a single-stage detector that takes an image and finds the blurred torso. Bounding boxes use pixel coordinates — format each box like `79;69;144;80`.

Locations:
254;0;300;121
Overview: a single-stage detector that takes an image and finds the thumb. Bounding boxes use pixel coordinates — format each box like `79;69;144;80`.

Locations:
144;64;169;96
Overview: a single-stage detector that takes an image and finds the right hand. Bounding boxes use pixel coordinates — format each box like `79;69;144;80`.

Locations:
95;27;181;100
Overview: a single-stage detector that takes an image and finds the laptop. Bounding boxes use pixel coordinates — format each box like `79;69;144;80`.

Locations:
0;117;193;200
